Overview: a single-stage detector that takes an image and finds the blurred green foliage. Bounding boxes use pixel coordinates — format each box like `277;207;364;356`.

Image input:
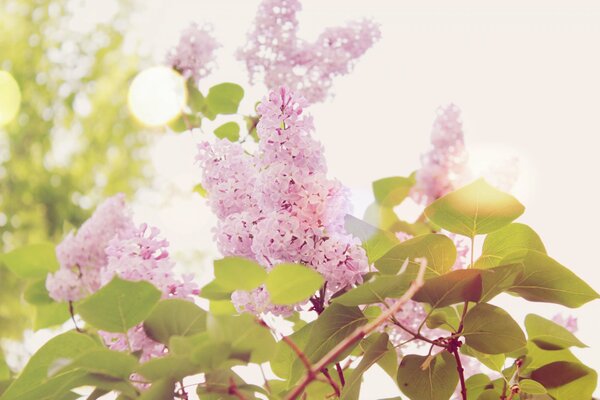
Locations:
0;0;151;340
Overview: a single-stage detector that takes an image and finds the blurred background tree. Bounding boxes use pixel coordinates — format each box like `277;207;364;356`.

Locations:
0;0;152;344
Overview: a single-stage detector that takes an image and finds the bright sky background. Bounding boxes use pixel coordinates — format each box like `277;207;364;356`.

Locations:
38;0;600;398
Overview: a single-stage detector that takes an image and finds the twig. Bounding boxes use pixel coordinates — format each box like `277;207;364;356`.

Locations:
228;377;248;400
335;362;346;387
285;258;427;400
68;301;82;333
320;368;341;397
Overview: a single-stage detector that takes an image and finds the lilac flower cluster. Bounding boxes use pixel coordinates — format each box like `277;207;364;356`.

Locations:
411;104;471;205
197;87;369;314
46;194;198;362
237;0;380;103
166;23;219;82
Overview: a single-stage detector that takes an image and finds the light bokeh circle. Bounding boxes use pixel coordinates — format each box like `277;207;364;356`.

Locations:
127;66;187;126
0;71;22;127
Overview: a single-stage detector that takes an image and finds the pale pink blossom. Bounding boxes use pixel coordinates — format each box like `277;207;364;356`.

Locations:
46;194;134;302
47;194;198;364
411;104;470;205
552;313;578;334
238;0;380;103
166;23;219;82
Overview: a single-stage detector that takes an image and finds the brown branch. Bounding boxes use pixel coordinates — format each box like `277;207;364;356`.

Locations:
69;301;82;333
450;344;467;400
285;258;427;400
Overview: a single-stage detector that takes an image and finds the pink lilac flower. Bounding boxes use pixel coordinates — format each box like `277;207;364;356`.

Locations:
47;194;199;364
46;194;135;302
166;22;219;82
99;223;199;361
552;313;578;334
197;87;369;314
411;104;471;205
238;0;380;104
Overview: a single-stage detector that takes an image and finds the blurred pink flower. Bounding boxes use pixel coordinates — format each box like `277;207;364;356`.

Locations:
166;22;219;82
238;0;380;103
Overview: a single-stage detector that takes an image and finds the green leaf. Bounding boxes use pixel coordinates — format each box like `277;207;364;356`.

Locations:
206;83;244;115
206;314;276;364
167;115;188;133
193;183;207;198
533;363;597;400
266;263;324;305
0;331;99;400
213;121;240;141
372;175;415;206
525;314;586;350
465;374;492;399
397;351;458;400
333;268;417;306
461;344;505;372
375;233;457;275
475;223;546;268
24;279;53;305
271;323;313;380
57;349;138;380
344;215;399;263
32;302;70;330
187;82;205;112
530;361;589;388
143;299;207;344
413;269;483;309
424;179;525;237
199;280;232;300
136;356;199;381
214;257;267;292
1;243;59;279
341;333;392;400
462;303;526;354
290;304;367;384
138;378;176;400
503;250;599;307
78;276;161;332
479;263;523;303
426;305;460;331
209;300;237;315
519;378;547;394
0;352;10;381
477;389;502;400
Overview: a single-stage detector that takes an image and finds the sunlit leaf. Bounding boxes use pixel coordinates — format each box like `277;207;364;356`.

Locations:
1;243;59;279
413;269;483;309
475;223;546;268
78;276;161;332
372;175;415;207
213;121;240;142
525;314;586;350
375;234;457;275
424;179;525;237
143;299;207;344
266;263;324;305
344;215;399;263
503;250;600;308
206;83;244;114
214;257;267;292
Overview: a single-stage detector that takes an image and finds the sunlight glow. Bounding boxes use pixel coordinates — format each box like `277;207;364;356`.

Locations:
127;66;187;126
0;71;21;126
